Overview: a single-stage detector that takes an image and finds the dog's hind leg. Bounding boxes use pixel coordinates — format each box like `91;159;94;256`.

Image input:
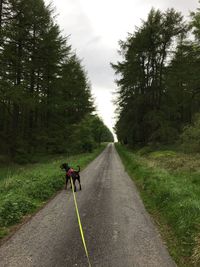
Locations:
71;177;76;192
74;181;77;192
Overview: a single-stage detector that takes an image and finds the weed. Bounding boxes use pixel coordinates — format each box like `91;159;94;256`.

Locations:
116;143;200;266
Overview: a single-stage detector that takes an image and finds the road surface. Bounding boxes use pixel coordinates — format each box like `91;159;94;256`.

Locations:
0;144;176;267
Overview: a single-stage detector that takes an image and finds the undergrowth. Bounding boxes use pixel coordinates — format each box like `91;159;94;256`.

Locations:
115;143;200;267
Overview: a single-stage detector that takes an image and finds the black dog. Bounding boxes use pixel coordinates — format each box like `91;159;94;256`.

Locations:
60;163;81;192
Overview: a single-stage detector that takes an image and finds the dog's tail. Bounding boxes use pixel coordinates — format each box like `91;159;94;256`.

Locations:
76;165;80;173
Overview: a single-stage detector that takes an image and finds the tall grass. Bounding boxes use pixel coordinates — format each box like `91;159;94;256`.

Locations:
0;145;106;239
115;144;200;267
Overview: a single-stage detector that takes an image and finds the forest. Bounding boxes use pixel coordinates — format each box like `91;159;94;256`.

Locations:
0;0;113;163
113;6;200;265
112;6;200;151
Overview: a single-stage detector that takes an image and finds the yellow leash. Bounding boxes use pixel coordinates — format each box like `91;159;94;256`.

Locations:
70;176;92;267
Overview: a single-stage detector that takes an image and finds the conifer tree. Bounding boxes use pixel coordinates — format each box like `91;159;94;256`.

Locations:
0;0;99;160
112;9;187;145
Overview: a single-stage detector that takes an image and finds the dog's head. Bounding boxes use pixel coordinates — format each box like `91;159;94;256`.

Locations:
60;163;70;171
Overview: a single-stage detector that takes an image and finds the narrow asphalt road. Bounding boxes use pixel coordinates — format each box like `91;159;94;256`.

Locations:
0;144;176;267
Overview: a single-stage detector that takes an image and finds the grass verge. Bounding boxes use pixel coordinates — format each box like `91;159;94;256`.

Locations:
0;144;106;239
115;143;200;267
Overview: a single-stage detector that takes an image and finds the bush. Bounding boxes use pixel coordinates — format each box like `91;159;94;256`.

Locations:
150;125;179;144
26;174;63;201
0;155;10;164
149;150;177;159
0;201;22;226
14;149;31;164
137;146;153;156
181;114;200;153
0;195;37;226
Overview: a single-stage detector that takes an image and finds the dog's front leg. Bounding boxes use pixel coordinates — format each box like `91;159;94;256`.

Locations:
73;180;77;192
65;176;69;190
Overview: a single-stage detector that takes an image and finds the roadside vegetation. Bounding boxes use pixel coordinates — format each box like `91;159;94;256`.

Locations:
113;4;200;267
116;143;200;267
0;144;106;240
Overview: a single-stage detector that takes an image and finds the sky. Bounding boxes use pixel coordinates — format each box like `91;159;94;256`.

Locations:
45;0;199;140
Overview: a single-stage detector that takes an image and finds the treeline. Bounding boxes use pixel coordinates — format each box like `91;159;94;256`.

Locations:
0;0;113;162
112;6;200;148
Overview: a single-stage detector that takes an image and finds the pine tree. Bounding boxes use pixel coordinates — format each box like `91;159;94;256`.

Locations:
112;9;186;145
0;0;96;159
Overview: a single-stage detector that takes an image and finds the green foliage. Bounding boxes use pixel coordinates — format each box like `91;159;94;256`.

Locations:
181;114;200;153
149;150;177;159
112;6;200;147
137;146;153;156
71;114;114;153
0;0;96;159
116;143;200;266
0;195;37;226
13;149;32;164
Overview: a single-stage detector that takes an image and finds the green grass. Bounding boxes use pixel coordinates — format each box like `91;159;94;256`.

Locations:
0;144;106;239
115;143;200;267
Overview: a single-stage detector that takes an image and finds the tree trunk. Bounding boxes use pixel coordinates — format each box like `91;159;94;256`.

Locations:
11;40;22;157
0;0;3;30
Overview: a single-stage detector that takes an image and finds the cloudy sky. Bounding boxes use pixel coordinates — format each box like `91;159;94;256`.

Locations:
45;0;199;139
